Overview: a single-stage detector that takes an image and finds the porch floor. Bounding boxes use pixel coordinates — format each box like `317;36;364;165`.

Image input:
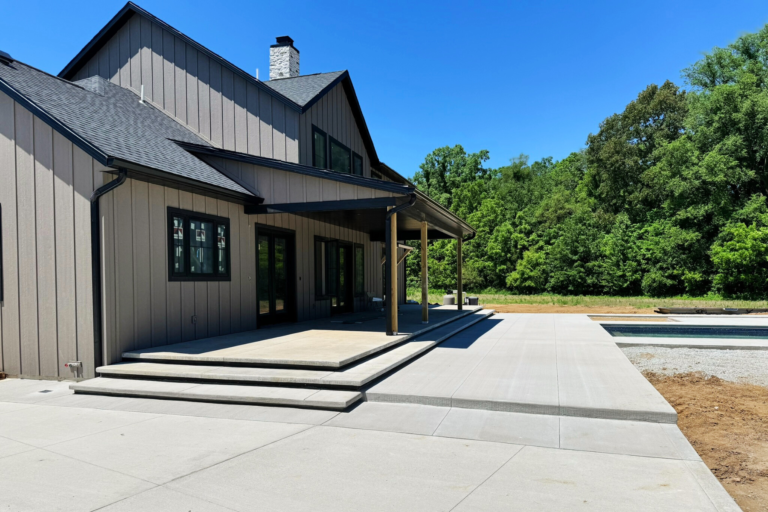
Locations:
123;305;482;369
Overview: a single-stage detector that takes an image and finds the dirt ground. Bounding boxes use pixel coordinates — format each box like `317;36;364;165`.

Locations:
486;304;657;314
646;372;768;512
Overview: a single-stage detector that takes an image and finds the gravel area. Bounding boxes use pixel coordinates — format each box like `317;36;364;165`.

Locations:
622;346;768;388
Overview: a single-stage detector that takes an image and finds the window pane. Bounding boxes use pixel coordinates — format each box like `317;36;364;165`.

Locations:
173;216;185;274
327;241;338;303
330;139;351;174
217;224;228;274
258;235;270;315
189;220;214;274
353;153;363;176
338;246;346;307
313;130;327;168
275;237;287;312
355;246;364;295
315;240;326;297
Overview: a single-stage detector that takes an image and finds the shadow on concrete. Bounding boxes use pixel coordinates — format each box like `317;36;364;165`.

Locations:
440;317;503;349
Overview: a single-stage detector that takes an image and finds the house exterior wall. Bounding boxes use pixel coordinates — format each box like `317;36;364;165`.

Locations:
0;92;108;379
98;176;386;366
0;90;400;378
298;82;372;178
71;13;299;162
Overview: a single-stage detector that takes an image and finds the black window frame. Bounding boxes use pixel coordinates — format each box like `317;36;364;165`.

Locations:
352;152;363;176
315;236;365;300
329;136;352;174
354;243;365;297
167;207;231;282
312;125;328;169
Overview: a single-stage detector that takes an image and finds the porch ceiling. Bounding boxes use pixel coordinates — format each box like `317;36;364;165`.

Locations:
250;193;472;241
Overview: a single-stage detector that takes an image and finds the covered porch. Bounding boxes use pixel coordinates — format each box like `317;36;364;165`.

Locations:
244;188;476;336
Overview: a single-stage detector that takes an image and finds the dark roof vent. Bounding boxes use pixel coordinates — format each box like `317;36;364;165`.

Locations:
0;51;13;65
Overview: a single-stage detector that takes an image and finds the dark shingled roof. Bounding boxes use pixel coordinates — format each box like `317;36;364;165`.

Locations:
263;71;346;107
0;60;252;196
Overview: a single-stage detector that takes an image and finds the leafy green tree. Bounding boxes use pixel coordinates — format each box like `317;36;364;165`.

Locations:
585;81;687;217
404;23;768;301
711;223;768;298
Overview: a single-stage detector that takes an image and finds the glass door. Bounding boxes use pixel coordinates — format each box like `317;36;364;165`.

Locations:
256;227;295;326
331;243;354;315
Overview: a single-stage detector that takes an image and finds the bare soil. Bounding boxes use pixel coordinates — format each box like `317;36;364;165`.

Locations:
486;304;657;314
645;372;768;512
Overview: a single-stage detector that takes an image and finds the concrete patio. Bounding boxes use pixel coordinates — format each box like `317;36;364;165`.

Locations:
0;312;742;511
122;305;482;368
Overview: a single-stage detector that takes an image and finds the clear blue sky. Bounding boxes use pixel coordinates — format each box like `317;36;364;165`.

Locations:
3;1;768;177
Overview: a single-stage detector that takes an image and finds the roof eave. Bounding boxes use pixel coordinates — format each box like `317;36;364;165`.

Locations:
173;140;414;196
0;74;111;166
109;157;263;205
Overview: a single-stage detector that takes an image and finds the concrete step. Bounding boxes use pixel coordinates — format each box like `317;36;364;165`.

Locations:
96;309;495;389
70;378;361;410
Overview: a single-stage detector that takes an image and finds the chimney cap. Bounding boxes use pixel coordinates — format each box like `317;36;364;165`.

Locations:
271;36;297;50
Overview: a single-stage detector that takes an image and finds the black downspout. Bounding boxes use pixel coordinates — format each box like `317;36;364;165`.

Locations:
385;193;417;336
89;168;128;373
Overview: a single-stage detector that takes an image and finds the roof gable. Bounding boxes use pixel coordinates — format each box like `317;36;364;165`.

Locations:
265;71;381;167
58;2;300;112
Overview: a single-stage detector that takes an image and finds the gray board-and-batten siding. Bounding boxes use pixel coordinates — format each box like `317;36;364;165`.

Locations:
0;92;109;380
70;11;373;178
0;92;400;378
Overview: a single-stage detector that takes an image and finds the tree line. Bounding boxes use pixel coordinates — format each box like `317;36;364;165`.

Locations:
406;26;768;299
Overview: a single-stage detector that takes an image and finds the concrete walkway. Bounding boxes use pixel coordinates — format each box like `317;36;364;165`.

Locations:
367;314;678;422
0;377;738;511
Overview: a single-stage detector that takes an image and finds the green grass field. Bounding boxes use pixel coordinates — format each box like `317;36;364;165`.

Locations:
406;289;768;309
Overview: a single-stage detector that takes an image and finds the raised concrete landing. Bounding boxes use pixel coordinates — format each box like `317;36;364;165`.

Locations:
70;378;361;410
366;314;678;423
73;308;494;410
123;305;482;368
97;310;494;388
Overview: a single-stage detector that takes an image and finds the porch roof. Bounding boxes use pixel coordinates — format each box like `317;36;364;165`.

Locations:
177;142;475;240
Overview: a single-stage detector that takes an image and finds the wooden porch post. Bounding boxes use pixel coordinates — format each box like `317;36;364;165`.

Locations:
457;237;463;311
389;209;399;333
421;221;428;324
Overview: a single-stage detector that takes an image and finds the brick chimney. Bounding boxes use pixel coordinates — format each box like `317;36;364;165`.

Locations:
269;36;299;80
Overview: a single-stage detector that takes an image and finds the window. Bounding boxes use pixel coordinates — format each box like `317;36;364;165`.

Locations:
312;126;327;168
329;137;351;174
315;237;365;299
314;239;326;296
167;207;230;281
352;152;363;176
354;244;364;296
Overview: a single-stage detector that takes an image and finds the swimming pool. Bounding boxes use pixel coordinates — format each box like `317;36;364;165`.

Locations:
602;324;768;339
